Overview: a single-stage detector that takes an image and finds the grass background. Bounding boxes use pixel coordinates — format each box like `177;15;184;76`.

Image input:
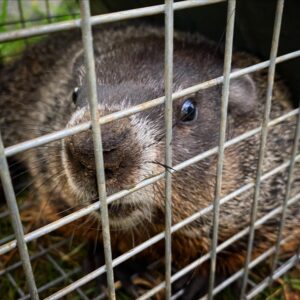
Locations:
0;0;79;63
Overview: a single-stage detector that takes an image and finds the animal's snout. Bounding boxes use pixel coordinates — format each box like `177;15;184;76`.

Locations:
65;116;132;181
67;131;95;172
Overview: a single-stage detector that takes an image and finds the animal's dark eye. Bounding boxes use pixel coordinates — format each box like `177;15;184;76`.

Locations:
72;87;79;105
180;99;197;122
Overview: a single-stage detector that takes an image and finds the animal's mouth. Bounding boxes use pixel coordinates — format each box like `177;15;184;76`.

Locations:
62;131;157;228
91;194;142;225
90;187;154;229
108;202;147;229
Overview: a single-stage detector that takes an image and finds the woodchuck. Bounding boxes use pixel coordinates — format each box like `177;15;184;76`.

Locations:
0;25;299;299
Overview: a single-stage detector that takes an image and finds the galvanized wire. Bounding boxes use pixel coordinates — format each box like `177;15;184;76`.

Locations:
137;191;300;300
20;268;82;300
164;0;174;298
0;109;298;257
0;0;225;43
202;236;298;299
17;0;26;29
79;1;115;299
0;239;68;276
0;1;299;299
0;131;39;300
16;0;28;47
269;99;300;280
45;0;52;23
246;250;300;299
240;1;285;298
39;245;89;300
207;1;236;298
44;159;300;300
6;272;25;297
4;50;300;159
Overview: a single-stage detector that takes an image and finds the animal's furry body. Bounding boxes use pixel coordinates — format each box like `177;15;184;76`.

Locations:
0;25;300;298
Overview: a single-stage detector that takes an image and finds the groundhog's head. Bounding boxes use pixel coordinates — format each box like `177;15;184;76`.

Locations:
61;34;257;229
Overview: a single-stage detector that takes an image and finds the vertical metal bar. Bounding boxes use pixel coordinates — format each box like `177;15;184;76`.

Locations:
6;272;25;297
246;249;300;300
270;99;300;279
20;269;82;300
0;131;39;300
17;0;28;46
17;0;26;29
164;0;174;298
79;1;116;300
41;249;89;300
45;0;52;23
239;1;285;298
207;1;236;299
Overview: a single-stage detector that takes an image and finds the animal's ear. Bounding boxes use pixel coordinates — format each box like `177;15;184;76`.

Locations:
228;70;257;116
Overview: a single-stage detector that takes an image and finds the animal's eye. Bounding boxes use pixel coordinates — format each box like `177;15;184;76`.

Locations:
72;87;79;105
180;99;197;122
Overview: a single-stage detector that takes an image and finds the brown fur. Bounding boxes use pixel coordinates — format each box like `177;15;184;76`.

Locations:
0;24;299;297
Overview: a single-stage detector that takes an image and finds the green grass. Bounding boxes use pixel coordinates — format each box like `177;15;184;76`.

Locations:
255;272;300;300
0;0;79;63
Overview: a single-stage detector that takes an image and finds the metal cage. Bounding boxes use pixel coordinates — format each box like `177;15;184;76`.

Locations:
0;0;299;299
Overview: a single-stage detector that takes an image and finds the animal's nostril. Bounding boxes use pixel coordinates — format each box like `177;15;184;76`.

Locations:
65;132;96;174
103;150;122;168
65;120;131;182
103;152;122;180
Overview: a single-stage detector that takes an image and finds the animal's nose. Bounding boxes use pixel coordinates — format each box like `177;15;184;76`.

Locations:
66;118;130;179
67;131;95;172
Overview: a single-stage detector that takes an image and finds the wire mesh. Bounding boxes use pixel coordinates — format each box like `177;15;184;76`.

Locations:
164;0;174;297
79;1;116;299
0;0;299;299
207;1;236;298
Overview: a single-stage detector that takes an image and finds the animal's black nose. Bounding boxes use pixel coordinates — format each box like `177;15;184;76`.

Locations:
65;118;130;179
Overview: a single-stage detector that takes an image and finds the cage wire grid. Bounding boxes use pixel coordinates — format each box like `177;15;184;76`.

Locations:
0;0;299;299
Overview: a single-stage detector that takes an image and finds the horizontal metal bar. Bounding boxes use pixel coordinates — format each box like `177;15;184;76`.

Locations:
1;112;298;256
5;50;300;158
93;294;107;300
240;1;285;298
0;233;15;245
0;239;68;276
40;246;89;300
246;251;300;300
79;1;115;298
208;1;236;298
1;2;297;300
203;236;292;298
0;203;33;219
0;13;80;28
138;192;300;300
44;184;300;299
19;268;81;300
0;131;39;299
0;205;32;245
0;0;225;43
7;272;25;297
269;98;300;278
171;289;185;300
